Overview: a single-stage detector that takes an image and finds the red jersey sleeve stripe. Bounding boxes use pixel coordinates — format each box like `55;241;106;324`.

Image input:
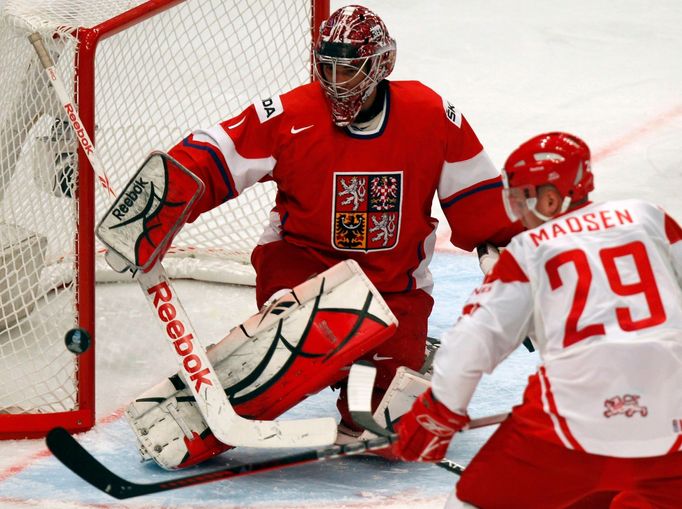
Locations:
484;249;529;284
182;135;237;202
664;213;682;244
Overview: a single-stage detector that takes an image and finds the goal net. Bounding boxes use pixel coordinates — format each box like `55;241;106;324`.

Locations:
0;0;327;438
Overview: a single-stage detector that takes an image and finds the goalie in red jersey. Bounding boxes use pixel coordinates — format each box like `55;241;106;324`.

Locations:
121;4;521;470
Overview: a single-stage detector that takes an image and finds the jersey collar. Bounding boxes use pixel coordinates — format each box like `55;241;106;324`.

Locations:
344;80;390;139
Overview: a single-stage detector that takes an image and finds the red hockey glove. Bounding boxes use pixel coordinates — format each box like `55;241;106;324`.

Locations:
393;388;469;462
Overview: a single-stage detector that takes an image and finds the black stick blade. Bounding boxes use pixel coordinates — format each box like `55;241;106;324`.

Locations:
46;426;400;500
46;427;145;499
350;410;394;437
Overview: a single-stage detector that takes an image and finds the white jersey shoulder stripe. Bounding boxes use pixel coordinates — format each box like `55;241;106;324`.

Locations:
193;127;276;194
438;149;500;202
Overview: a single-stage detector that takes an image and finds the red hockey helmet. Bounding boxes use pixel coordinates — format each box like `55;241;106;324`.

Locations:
314;5;396;126
502;132;594;221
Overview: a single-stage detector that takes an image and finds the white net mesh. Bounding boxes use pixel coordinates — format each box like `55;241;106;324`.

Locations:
0;0;319;428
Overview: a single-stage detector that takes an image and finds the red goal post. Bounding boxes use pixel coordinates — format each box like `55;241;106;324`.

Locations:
0;0;329;439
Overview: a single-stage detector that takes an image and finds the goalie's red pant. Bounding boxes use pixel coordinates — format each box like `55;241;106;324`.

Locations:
252;240;433;426
455;415;682;509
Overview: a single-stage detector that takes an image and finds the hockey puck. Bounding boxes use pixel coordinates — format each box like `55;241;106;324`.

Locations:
64;328;91;354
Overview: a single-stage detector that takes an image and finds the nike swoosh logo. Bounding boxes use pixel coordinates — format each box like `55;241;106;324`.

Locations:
372;353;392;361
290;124;314;134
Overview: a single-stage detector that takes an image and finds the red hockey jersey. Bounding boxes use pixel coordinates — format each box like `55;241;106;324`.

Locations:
168;80;519;293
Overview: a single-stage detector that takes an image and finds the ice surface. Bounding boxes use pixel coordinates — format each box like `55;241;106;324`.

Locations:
1;0;681;507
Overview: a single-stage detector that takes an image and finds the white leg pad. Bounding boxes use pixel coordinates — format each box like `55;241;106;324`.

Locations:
125;377;209;468
358;366;431;440
126;259;397;469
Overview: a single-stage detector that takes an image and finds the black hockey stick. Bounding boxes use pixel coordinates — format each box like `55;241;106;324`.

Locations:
46;427;397;499
346;362;508;476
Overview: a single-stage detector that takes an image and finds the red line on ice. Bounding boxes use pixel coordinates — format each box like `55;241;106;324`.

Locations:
0;408;124;483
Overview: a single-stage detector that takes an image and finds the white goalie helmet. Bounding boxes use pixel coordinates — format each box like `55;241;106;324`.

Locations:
314;5;396;126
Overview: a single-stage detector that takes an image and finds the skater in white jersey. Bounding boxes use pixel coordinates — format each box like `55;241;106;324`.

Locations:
391;132;682;509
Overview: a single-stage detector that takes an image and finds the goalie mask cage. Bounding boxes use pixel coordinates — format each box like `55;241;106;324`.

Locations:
0;0;329;439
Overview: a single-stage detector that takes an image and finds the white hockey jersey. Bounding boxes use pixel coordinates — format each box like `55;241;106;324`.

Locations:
432;199;682;457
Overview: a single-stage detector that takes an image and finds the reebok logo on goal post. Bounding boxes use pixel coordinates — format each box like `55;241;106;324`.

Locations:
64;103;94;155
147;281;212;392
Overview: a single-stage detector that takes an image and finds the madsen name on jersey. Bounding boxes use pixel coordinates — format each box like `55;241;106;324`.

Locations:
528;206;634;247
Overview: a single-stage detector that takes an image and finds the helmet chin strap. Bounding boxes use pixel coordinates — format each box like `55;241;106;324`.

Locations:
529;196;572;222
530;208;553;222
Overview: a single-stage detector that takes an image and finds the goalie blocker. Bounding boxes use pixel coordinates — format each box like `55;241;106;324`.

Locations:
127;259;398;470
96;151;205;273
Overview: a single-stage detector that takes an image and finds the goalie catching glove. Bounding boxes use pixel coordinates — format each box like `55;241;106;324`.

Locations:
392;388;469;462
96;151;204;273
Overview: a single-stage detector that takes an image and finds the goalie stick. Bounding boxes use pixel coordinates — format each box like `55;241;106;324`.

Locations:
346;362;509;475
46;426;397;499
28;33;336;448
